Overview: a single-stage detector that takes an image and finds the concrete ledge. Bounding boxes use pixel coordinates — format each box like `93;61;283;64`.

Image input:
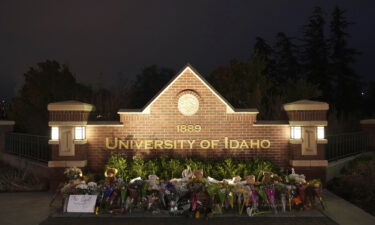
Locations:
49;121;88;126
48;100;94;111
360;119;375;124
74;139;87;144
0;120;15;125
290;160;328;167
317;139;328;144
283;100;329;111
289;121;328;126
48;160;87;168
48;140;59;144
289;139;302;144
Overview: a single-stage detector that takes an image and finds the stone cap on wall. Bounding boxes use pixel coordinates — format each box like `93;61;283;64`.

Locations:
0;120;15;125
360;119;375;124
283;100;329;111
48;100;94;111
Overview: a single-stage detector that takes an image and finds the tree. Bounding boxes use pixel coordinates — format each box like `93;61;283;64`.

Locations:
362;81;375;118
273;32;300;83
10;60;92;135
281;78;322;102
252;37;275;77
0;100;9;119
90;72;131;121
129;65;175;108
300;7;331;100
208;58;274;118
329;6;361;115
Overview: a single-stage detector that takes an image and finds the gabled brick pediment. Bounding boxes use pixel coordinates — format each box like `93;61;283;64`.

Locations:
118;64;258;115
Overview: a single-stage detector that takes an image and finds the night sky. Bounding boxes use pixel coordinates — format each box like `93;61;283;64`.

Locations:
1;0;374;100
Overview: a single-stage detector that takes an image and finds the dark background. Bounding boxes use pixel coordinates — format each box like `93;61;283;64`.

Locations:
1;0;374;100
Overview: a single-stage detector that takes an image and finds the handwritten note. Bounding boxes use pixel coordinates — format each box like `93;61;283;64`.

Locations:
67;195;97;213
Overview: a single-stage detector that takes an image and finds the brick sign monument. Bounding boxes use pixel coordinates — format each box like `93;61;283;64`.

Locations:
47;65;329;181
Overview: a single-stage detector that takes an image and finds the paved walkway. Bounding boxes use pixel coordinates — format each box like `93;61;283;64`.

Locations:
322;191;375;225
0;192;56;225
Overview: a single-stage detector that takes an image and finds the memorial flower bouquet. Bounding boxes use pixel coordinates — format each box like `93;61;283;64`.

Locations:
60;161;326;217
64;167;83;181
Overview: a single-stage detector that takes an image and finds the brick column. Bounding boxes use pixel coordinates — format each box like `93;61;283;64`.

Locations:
360;119;375;151
47;101;94;168
0;121;15;153
283;100;329;183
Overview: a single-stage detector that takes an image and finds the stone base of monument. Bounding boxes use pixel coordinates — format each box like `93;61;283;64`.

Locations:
51;208;325;218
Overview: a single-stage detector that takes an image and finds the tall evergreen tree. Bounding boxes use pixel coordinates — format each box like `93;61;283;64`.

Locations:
10;60;92;135
329;6;361;115
273;32;300;83
252;37;275;77
129;65;175;108
300;7;331;100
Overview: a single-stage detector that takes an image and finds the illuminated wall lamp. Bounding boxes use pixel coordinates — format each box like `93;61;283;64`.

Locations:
75;126;86;140
317;126;325;139
51;127;59;140
290;126;301;139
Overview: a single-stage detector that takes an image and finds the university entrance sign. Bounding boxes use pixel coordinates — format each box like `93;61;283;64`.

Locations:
105;137;271;150
47;64;329;181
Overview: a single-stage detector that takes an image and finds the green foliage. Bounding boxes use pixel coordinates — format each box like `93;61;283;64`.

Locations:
281;78;322;102
168;159;184;180
215;159;238;178
208;58;270;111
105;156;277;181
131;155;147;179
106;155;128;182
0;162;47;192
157;156;170;180
144;160;159;177
329;6;361;115
130;65;175;108
10;60;92;135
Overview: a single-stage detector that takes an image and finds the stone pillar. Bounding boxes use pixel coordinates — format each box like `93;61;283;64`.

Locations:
47;101;94;168
360;119;375;151
283;100;329;183
0;121;15;153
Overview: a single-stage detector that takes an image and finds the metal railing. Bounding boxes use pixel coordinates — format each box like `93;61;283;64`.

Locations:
326;131;369;161
5;132;50;163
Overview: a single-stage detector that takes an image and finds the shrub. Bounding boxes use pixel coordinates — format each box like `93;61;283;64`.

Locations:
106;155;128;182
105;155;278;181
131;155;147;179
328;155;375;216
0;162;48;192
144;160;159;177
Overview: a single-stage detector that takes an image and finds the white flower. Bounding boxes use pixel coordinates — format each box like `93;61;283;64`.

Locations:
88;182;97;189
76;183;88;190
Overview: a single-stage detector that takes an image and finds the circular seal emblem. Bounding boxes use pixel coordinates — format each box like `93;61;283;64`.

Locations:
178;94;199;116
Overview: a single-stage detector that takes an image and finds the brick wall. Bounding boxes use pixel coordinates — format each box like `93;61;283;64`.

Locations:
286;110;327;121
289;144;326;160
50;144;88;161
49;111;90;121
84;70;291;171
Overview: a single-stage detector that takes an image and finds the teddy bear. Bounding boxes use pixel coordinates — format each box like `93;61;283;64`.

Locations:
104;168;118;186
